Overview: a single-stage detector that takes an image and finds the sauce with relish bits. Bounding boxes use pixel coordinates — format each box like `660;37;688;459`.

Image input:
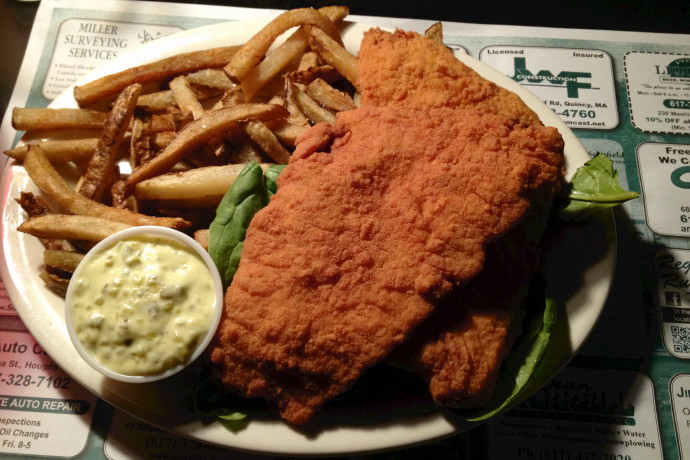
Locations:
69;235;216;376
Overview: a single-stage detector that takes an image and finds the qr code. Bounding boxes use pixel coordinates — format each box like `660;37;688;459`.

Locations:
671;326;690;354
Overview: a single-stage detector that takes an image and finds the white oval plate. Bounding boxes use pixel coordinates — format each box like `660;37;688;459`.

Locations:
0;17;616;456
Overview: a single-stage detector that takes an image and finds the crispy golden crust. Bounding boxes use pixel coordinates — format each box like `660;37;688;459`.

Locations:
363;29;562;408
389;208;551;408
210;104;564;424
358;28;543;127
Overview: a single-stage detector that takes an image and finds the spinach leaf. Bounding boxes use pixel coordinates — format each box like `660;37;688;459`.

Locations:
264;164;286;195
209;161;273;289
190;366;255;430
202;154;629;425
559;153;638;220
465;290;558;421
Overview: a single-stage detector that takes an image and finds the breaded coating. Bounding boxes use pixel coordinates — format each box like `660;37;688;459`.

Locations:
210;105;564;424
358;28;542;127
389;207;552;408
364;28;563;408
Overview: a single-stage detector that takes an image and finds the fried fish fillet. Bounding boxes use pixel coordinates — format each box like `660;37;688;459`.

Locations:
359;28;563;408
358;28;542;127
210;104;564;424
389;206;552;408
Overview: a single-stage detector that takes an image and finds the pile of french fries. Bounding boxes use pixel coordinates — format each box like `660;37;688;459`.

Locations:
5;6;442;296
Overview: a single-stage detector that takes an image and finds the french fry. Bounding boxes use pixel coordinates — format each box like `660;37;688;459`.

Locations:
44;249;84;273
139;85;224;113
308;26;359;90
189;84;228;102
18;214;133;242
111;179;139;210
244;121;291;164
170;76;206;120
306;78;357;112
240;29;312;102
23;145;191;229
169;76;229;162
12;108;108;131
240;6;349;101
125;103;288;191
130;112;154;168
150;111;186;133
267;95;285;106
39;270;70;297
15;192;77;252
4;138;98;163
316;5;350;26
137;90;177;112
15;191;49;218
285;80;311;127
217;86;246;109
193;229;209;251
78;83;142;202
9;6;372;300
41;251;82;295
152;131;177;150
425;22;444;44
298;51;320;70
266;120;308;147
74;45;240;107
186;69;235;91
288;64;340;86
134;163;265;208
293;83;336;124
224;8;344;84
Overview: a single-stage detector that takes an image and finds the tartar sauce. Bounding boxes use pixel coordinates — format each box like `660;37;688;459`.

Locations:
69;235;216;376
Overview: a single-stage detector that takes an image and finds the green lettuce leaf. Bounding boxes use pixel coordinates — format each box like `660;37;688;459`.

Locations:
465;290;558;421
201;163;286;423
559;153;638;220
208;161;273;289
201;153;627;425
190;366;254;430
264;164;286;194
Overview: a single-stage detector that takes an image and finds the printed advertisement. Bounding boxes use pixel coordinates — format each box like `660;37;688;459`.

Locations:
1;1;690;458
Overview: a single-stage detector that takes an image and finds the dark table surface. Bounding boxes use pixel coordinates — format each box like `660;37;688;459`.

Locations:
3;0;690;123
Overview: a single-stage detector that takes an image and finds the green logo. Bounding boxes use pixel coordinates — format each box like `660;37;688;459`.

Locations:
671;166;690;189
669;58;690;78
511;57;592;98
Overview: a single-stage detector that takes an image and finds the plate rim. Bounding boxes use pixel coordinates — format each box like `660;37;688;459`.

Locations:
0;17;616;456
